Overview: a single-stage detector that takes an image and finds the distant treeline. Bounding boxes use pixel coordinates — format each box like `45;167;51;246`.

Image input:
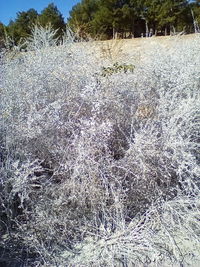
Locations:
0;0;200;46
68;0;200;39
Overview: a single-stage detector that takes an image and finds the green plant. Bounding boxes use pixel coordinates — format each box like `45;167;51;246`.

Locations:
101;62;135;77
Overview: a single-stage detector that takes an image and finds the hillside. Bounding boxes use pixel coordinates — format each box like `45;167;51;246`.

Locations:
92;33;198;62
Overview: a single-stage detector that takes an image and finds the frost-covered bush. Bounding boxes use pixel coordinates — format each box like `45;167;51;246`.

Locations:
25;24;60;51
0;26;200;267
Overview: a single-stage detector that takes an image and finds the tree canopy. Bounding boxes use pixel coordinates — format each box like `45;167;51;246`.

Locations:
37;3;65;36
3;3;65;45
68;0;200;39
0;22;6;48
1;0;200;45
6;9;38;44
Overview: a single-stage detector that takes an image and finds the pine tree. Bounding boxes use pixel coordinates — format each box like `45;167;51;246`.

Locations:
68;0;98;38
6;9;38;44
68;0;195;39
190;0;200;32
0;22;5;48
92;0;132;39
15;9;38;37
38;3;65;37
156;0;188;35
91;1;115;39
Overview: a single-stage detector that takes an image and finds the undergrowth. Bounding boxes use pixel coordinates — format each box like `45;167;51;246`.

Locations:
0;26;200;267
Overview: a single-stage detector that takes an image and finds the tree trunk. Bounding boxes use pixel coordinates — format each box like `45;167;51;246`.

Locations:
145;20;149;37
113;27;115;39
191;9;198;33
132;19;135;38
171;25;176;35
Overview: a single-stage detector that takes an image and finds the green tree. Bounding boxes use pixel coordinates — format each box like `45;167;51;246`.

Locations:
0;22;5;38
6;9;38;44
190;0;200;32
92;0;132;38
0;22;6;48
68;0;193;39
156;0;189;35
68;0;98;38
6;20;21;44
91;3;114;38
38;3;65;37
15;9;38;37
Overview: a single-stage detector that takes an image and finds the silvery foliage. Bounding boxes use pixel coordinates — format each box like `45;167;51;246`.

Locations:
0;24;200;267
3;31;25;52
191;9;200;33
25;24;60;51
61;25;83;44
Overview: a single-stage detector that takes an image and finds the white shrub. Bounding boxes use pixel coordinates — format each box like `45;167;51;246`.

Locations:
0;28;199;266
25;24;59;51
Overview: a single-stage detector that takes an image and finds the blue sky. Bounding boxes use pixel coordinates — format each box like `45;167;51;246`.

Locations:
0;0;80;25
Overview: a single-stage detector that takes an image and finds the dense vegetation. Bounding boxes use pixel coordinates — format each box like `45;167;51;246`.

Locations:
68;0;200;38
0;24;200;266
0;3;65;46
1;0;200;45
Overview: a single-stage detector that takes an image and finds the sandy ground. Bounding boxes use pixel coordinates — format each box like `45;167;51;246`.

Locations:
86;33;199;65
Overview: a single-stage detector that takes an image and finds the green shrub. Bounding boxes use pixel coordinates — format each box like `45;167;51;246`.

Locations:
101;62;135;77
